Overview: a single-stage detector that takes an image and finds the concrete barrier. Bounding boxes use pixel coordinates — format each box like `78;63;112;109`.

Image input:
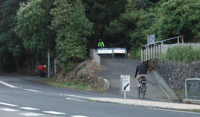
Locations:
90;49;100;66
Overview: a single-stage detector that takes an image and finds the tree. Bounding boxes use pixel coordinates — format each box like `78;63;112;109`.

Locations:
147;0;200;43
131;9;156;49
134;0;155;10
15;0;57;67
83;0;127;48
50;0;93;67
0;0;27;72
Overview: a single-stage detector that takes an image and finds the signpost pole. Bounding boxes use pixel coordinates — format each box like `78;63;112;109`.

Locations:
124;92;126;99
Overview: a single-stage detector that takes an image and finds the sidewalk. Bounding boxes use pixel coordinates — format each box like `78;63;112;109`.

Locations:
88;97;200;110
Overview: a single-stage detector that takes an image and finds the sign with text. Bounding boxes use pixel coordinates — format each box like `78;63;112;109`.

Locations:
97;48;113;54
121;75;130;91
147;34;155;44
113;48;126;54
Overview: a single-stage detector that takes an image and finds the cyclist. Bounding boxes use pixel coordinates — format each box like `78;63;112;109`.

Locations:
98;39;105;48
135;61;147;88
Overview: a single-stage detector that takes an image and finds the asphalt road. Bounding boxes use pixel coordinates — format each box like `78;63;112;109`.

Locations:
94;59;169;102
0;76;200;117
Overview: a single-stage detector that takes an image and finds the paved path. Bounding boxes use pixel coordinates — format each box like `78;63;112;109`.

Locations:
94;59;169;102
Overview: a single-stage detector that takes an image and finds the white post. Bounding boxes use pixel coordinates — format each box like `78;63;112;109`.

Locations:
124;92;126;99
156;46;157;57
146;48;147;61
147;48;149;60
141;49;143;61
48;50;50;78
160;44;162;55
151;47;152;59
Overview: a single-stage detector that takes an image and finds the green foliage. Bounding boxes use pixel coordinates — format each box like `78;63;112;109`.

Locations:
148;0;200;42
131;9;156;50
134;0;155;10
83;0;127;48
133;49;141;59
166;45;200;62
15;0;57;65
50;0;93;67
0;0;27;72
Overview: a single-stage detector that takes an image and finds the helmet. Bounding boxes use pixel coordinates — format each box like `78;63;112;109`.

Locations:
99;39;102;41
140;61;144;64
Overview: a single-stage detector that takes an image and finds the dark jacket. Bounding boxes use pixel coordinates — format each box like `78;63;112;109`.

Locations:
135;64;147;78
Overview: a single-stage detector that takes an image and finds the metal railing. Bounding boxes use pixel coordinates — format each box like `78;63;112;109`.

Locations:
185;78;200;100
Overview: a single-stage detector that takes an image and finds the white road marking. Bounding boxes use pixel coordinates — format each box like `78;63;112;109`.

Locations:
148;108;200;115
43;111;66;115
61;94;92;99
66;98;85;102
20;107;39;111
0;102;18;107
23;89;41;92
18;112;44;116
0;80;18;88
71;115;88;117
0;108;19;112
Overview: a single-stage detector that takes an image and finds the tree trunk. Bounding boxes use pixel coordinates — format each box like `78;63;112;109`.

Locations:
180;34;185;43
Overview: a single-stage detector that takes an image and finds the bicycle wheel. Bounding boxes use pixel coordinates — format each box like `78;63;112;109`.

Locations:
142;84;146;99
138;87;140;98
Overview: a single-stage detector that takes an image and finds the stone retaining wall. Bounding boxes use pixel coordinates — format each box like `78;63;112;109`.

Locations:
154;59;200;90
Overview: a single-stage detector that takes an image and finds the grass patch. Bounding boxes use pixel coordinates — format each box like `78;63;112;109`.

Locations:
39;78;89;90
190;109;200;113
39;78;49;82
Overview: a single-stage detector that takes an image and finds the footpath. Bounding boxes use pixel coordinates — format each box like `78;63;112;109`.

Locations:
93;59;200;111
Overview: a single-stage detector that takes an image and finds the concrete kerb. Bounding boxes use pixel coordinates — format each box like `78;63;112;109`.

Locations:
151;70;179;102
87;97;200;111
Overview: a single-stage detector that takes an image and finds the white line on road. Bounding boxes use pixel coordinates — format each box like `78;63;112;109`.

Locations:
0;102;18;107
18;112;45;116
71;115;88;117
23;89;41;92
0;80;18;88
20;107;39;111
66;98;85;102
0;108;19;112
148;108;200;115
43;111;66;115
61;94;92;99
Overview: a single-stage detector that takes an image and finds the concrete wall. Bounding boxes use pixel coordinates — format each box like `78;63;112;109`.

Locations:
90;49;100;66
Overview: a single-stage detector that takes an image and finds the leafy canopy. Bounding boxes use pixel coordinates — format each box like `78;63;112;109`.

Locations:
147;0;200;42
50;0;93;67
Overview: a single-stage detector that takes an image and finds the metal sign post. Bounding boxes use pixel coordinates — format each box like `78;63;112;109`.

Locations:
120;75;130;99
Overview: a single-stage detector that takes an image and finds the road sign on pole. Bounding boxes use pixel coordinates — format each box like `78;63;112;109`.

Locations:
120;75;130;99
147;34;155;45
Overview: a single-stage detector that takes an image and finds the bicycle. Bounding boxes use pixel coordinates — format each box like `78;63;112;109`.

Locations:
137;77;147;99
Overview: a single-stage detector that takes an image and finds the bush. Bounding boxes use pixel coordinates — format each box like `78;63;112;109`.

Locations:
166;45;200;62
134;49;141;59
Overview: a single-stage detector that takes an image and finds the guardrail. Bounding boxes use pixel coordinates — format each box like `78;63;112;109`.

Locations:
185;78;200;100
97;48;127;59
141;43;200;62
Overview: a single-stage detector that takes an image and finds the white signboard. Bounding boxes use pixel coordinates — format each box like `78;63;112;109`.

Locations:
121;75;130;91
97;49;112;54
113;49;126;53
147;34;155;44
